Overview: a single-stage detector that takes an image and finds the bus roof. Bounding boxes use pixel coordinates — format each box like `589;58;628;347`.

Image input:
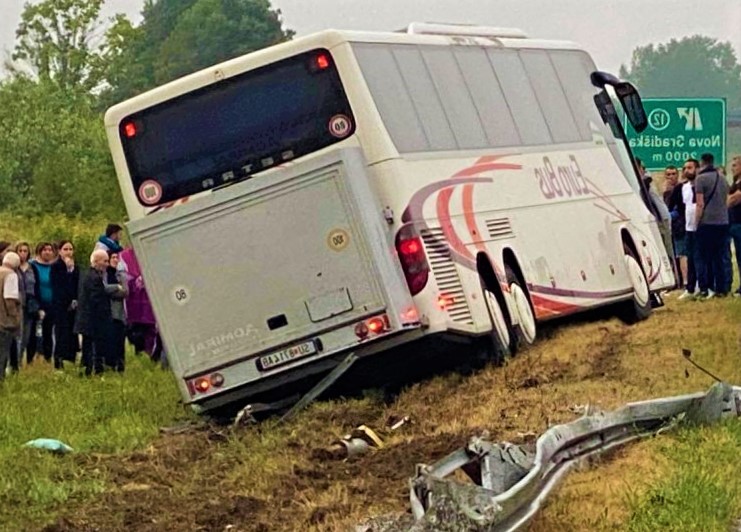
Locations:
104;27;584;126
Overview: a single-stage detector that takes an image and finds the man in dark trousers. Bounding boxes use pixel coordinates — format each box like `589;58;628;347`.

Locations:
75;249;112;375
695;152;730;298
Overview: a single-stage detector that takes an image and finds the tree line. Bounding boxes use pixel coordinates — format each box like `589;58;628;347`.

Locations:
1;1;739;220
1;0;293;219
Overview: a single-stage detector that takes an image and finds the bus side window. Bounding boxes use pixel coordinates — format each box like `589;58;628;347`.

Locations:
486;49;553;146
519;50;582;144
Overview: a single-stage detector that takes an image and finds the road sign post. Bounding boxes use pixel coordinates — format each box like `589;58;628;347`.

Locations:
624;98;726;171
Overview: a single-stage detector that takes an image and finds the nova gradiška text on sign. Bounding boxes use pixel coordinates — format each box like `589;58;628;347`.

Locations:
624;98;726;171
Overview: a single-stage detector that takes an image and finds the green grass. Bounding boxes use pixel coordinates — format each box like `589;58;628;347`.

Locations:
0;354;185;528
626;420;741;531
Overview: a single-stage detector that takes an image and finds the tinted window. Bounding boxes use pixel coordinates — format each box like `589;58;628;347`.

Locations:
352;45;428;152
421;47;488;149
520;50;581;143
486;49;552;145
453;47;521;147
392;46;457;150
353;43;602;153
548;50;618;144
120;49;354;206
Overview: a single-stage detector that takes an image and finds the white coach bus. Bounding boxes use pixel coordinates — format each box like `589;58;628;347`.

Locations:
105;23;674;414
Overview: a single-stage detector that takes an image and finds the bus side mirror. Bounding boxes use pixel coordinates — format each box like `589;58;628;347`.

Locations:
615;82;647;133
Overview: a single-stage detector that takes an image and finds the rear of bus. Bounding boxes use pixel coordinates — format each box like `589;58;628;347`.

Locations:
104;35;424;413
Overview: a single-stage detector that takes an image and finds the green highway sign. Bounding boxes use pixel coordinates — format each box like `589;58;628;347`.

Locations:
624;98;726;171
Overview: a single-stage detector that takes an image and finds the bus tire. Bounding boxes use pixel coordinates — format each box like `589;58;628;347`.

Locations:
618;246;652;324
505;264;537;349
479;276;512;362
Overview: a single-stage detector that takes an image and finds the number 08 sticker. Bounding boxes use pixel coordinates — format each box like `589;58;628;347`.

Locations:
328;114;352;139
327;229;350;252
172;286;190;306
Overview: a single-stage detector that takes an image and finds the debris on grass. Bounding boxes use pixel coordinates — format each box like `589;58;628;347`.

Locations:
24;439;74;454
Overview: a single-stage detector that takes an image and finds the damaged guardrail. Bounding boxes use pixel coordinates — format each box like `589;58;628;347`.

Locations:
360;382;741;532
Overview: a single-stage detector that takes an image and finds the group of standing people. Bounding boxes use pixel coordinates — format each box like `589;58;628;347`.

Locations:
0;224;164;380
653;153;741;299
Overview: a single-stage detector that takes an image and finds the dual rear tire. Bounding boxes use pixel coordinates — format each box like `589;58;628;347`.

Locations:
480;265;537;360
478;246;649;361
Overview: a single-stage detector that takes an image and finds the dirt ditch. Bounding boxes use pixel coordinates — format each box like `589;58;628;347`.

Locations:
42;299;735;532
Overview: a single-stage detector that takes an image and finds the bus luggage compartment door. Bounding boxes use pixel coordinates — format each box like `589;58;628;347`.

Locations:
127;149;412;388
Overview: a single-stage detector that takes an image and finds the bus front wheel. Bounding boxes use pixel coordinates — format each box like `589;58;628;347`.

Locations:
618;246;652;324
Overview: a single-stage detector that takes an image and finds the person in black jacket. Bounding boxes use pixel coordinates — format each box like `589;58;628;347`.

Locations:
74;249;111;376
51;240;80;369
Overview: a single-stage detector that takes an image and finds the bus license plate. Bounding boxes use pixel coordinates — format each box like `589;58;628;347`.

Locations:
257;340;318;371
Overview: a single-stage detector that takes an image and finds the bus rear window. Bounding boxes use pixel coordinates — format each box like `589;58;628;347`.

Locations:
119;49;355;206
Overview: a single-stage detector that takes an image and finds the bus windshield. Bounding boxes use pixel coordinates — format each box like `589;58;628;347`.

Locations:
119;49;354;206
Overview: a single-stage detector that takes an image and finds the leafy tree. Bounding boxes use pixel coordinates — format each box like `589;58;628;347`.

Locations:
98;0;200;106
11;0;105;92
154;0;294;83
97;15;149;108
620;35;741;108
99;0;293;105
0;77;124;218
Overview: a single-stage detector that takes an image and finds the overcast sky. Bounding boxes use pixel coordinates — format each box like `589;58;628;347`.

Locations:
1;0;739;75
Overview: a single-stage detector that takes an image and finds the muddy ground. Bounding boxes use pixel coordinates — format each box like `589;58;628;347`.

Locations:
41;298;741;531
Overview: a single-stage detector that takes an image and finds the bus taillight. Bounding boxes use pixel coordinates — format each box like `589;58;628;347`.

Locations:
315;54;330;70
395;224;429;296
123;121;137;138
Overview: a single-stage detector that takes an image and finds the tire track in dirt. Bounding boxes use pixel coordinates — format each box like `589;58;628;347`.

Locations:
43;316;640;531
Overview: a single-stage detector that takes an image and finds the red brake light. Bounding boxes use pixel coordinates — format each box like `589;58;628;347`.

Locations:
395;224;429;296
316;54;330;70
194;377;210;394
399;239;421;255
123;122;137;138
367;317;386;334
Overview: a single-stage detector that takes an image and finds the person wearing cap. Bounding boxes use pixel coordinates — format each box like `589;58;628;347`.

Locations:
0;252;22;380
94;224;125;254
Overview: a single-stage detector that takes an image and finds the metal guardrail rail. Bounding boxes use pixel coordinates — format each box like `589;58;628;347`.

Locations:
360;383;741;531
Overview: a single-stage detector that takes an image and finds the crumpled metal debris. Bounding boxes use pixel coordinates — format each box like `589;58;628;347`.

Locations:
360;382;741;532
321;416;413;460
335;425;386;458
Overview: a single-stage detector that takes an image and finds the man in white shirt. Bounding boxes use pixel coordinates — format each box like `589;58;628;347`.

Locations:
678;159;699;300
0;252;21;379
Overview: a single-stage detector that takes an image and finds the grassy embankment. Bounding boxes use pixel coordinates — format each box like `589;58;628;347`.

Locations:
1;168;738;531
534;299;741;532
0;355;184;529
0;285;739;530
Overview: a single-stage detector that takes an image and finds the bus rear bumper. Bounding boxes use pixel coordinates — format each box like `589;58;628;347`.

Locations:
188;327;424;414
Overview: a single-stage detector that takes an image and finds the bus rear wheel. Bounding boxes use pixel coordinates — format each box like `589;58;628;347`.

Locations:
480;277;512;362
618;246;652;324
506;265;537;349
